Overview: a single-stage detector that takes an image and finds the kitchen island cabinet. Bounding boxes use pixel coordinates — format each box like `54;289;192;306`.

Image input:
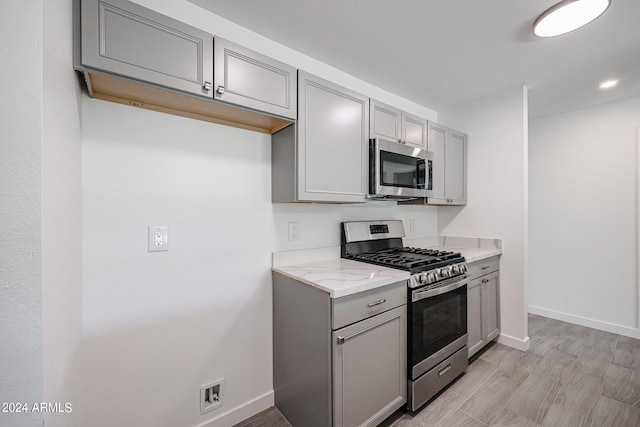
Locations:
370;99;427;148
466;256;500;358
272;72;369;203
272;271;407;427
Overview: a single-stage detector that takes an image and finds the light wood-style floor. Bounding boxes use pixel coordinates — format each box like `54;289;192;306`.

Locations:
235;314;640;427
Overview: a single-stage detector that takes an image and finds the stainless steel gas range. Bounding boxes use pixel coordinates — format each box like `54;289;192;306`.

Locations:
341;220;469;411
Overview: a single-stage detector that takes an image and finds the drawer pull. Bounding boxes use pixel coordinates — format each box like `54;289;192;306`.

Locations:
367;299;387;308
481;266;490;270
438;364;452;377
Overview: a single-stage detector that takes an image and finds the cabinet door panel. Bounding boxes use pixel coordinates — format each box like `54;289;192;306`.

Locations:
402;112;427;148
370;100;401;140
298;72;368;202
81;0;213;98
467;280;484;358
214;37;296;119
333;306;406;427
428;122;447;200
445;131;466;202
483;272;500;342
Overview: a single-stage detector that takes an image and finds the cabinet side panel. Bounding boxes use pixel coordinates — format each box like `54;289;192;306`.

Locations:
271;124;296;203
273;273;331;427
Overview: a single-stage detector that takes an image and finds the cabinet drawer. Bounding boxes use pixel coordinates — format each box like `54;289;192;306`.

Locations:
332;281;407;330
467;256;499;279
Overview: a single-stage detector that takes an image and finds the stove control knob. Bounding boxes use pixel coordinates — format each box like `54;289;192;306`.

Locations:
451;265;460;275
459;264;467;273
439;267;450;278
427;272;436;284
419;274;427;284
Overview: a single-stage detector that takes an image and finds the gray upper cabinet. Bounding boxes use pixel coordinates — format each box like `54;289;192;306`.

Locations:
370;100;401;140
214;37;297;119
370;100;427;148
401;111;428;148
80;0;213;98
272;71;369;203
427;121;467;205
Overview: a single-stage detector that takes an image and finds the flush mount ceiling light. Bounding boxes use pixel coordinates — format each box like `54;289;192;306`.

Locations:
533;0;611;38
599;79;618;89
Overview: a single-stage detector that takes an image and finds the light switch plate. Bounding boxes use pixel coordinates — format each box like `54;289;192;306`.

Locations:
148;226;168;252
288;222;300;241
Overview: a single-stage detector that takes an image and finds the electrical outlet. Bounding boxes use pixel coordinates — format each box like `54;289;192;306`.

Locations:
288;222;300;241
148;226;168;252
200;379;224;415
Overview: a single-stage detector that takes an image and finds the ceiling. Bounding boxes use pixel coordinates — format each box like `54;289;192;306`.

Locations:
190;0;640;119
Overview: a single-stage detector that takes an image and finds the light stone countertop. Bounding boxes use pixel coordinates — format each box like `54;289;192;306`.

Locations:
432;246;502;263
271;235;501;298
272;257;410;299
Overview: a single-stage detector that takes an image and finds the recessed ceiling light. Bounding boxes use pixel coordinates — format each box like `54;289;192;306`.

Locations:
533;0;611;38
599;79;618;89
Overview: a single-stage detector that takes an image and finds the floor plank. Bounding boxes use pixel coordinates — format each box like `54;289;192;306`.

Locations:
240;314;640;426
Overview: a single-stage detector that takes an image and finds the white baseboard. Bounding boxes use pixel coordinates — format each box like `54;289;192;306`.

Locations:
198;390;274;427
497;333;530;352
528;305;640;339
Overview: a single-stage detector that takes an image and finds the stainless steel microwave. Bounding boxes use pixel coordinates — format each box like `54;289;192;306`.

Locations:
368;138;433;200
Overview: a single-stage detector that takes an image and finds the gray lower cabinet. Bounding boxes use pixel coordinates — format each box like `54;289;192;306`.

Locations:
427;122;467;205
273;274;407;426
272;71;369;203
213;37;297;119
80;0;214;98
370;99;427;148
467;257;500;358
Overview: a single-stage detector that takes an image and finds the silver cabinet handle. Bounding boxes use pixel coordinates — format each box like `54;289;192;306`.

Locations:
337;336;345;345
203;81;212;91
438;364;452;377
481;266;490;270
367;299;386;308
216;85;226;95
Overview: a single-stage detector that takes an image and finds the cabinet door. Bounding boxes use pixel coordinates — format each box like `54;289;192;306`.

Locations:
467;279;484;358
427;121;447;201
482;272;500;342
370;100;401;141
214;37;296;119
445;130;467;204
333;305;407;427
402;111;427;149
81;0;213;98
297;71;368;203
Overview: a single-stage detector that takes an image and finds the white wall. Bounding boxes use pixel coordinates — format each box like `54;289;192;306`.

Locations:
42;0;84;425
529;96;640;338
0;2;44;427
439;86;529;350
78;5;441;426
80;98;438;427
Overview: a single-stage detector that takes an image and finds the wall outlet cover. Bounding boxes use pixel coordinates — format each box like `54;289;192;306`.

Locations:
148;226;168;252
200;378;224;415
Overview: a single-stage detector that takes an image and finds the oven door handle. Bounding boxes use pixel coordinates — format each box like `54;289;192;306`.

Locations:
412;276;469;302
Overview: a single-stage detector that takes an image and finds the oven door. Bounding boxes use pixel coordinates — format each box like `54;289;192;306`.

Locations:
369;138;433;199
409;277;468;379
